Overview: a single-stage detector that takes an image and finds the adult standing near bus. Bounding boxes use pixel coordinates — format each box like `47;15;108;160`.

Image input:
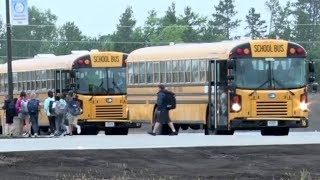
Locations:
44;90;56;136
16;91;31;137
148;84;178;136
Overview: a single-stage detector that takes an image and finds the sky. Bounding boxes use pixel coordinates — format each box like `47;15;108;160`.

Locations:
0;0;289;37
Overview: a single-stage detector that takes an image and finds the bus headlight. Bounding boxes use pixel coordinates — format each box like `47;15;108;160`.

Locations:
300;102;308;111
231;103;241;112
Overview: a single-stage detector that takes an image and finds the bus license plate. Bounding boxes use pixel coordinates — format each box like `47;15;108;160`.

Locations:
105;122;115;127
267;121;278;127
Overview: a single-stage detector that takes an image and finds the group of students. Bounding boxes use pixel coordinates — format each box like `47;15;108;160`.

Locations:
2;90;83;137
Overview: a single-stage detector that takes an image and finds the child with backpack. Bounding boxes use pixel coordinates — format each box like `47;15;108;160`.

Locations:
65;93;82;136
52;94;68;136
27;92;40;137
15;91;31;137
44;90;56;136
2;95;17;136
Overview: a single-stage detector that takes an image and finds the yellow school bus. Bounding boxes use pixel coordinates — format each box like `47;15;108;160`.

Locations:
0;51;139;135
126;39;315;135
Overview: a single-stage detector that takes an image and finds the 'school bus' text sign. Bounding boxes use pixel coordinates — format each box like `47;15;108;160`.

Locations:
90;52;123;67
250;40;288;58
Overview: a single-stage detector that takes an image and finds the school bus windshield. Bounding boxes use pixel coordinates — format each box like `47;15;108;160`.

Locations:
75;67;126;95
234;58;306;90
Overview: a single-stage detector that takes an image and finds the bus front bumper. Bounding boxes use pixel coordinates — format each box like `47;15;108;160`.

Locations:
77;120;141;129
230;118;308;130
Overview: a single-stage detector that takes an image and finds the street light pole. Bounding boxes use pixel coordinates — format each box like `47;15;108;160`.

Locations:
6;0;14;99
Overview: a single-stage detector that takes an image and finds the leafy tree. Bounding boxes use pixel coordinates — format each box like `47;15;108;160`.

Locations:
245;8;267;39
143;10;160;43
110;6;143;53
0;16;5;63
160;2;177;28
10;6;57;59
149;25;188;45
292;0;320;49
56;21;85;55
265;0;293;39
208;0;241;40
178;6;206;42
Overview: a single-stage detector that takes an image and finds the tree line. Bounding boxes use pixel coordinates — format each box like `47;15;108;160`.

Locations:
0;0;320;73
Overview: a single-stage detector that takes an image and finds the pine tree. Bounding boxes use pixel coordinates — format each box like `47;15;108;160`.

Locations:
245;8;267;39
208;0;241;40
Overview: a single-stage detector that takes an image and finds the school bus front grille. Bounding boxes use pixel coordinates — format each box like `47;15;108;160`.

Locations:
95;105;123;118
256;101;288;116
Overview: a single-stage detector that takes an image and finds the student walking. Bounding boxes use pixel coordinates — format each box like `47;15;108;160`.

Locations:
148;84;178;136
53;94;68;136
44;90;56;136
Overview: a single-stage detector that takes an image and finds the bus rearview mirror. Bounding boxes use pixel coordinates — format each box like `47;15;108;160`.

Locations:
309;61;315;73
227;60;235;69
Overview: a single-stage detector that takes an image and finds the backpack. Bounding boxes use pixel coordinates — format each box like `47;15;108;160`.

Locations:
48;100;55;115
27;99;40;114
55;100;67;115
68;100;82;116
20;99;29;113
165;91;176;110
6;100;16;116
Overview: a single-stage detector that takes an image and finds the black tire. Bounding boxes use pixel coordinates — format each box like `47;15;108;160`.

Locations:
215;129;235;135
0;126;2;134
181;124;189;130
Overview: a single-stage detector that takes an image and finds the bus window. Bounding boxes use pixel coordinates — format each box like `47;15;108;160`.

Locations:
128;62;134;84
139;62;146;84
13;72;18;91
146;62;153;83
133;62;139;84
172;61;179;83
41;70;47;90
160;61;166;83
166;61;172;83
179;61;185;82
200;60;207;82
154;62;160;83
192;60;199;82
185;60;191;82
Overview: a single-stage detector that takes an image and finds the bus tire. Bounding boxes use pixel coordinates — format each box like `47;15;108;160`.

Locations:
0;126;2;134
181;124;189;130
215;130;234;135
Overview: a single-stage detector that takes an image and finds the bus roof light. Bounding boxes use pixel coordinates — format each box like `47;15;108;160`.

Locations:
78;60;84;64
236;48;243;55
297;48;304;54
84;59;90;65
244;48;250;55
289;48;296;54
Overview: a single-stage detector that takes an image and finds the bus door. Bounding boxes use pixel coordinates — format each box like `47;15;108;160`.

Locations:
54;70;71;94
208;60;229;134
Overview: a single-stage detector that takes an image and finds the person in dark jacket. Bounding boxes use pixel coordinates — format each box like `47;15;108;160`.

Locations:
2;95;17;136
148;84;178;136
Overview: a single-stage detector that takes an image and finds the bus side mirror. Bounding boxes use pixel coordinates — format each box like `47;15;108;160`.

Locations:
309;61;315;73
309;76;315;83
70;70;76;78
227;75;234;81
312;83;318;92
227;60;235;69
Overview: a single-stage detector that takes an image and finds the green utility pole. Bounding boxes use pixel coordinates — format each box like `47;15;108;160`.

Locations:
6;0;13;99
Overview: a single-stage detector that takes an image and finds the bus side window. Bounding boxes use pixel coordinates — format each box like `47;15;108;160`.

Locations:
154;62;160;83
200;60;207;82
160;61;166;83
139;62;146;84
192;60;199;82
133;62;139;84
166;61;172;83
185;60;191;82
179;61;185;82
128;62;134;84
172;61;179;83
146;62;153;83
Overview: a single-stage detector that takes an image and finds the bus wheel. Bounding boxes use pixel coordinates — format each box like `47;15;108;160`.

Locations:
181;124;189;130
261;127;289;136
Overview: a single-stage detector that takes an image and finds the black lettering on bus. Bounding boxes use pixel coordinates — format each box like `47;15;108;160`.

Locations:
93;56;109;63
254;45;273;52
274;45;284;52
111;56;120;62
